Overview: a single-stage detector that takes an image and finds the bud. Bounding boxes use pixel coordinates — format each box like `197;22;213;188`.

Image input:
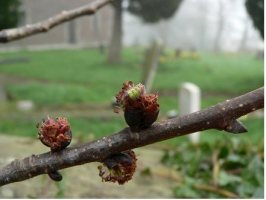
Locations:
115;81;159;130
48;170;63;182
98;150;137;185
37;117;72;151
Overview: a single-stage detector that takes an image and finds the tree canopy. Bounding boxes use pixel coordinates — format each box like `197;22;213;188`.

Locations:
245;0;264;39
127;0;183;23
0;0;23;30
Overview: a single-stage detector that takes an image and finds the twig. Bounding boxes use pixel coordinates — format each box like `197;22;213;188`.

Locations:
194;183;239;198
0;0;112;43
0;87;263;186
212;150;220;186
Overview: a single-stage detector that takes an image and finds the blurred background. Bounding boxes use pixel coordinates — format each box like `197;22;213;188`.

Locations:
0;0;264;198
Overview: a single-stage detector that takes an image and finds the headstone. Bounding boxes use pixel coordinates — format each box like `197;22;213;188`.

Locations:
179;82;201;143
16;100;34;111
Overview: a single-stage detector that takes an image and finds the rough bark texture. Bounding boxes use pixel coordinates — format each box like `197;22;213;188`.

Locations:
107;0;123;64
0;0;112;43
0;87;263;187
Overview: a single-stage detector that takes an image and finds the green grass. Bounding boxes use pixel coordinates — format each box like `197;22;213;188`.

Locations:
0;49;141;86
0;49;263;110
0;48;263;144
156;52;263;93
6;82;116;105
0;49;263;97
0;115;125;139
69;117;125;139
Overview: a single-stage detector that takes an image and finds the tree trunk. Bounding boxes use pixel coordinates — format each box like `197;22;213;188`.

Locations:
142;41;161;93
198;0;208;50
67;20;77;44
213;0;224;52
238;17;250;52
107;0;123;64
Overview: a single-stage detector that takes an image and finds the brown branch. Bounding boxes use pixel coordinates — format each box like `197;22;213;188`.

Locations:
194;183;239;198
0;0;112;43
0;87;263;186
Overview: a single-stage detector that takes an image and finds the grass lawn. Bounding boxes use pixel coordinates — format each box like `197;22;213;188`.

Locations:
0;48;263;95
0;48;263;145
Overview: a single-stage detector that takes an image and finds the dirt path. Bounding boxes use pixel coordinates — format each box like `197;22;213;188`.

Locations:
0;135;180;198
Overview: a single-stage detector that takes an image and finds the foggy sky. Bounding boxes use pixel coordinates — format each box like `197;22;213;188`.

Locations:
123;0;263;52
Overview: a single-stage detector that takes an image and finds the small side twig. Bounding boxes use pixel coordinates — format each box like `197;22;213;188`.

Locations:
212;150;220;186
194;183;239;198
0;0;112;43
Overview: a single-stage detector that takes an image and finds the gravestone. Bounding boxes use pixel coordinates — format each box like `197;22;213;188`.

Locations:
16;100;35;111
179;82;201;143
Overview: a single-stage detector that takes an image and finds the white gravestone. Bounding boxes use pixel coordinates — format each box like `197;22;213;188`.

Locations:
17;100;34;111
179;82;201;143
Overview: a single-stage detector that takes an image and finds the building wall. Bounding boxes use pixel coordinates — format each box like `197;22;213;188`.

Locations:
1;0;113;49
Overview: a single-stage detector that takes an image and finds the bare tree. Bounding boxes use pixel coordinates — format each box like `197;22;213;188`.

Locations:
238;16;250;52
198;0;208;50
213;0;225;52
107;0;123;64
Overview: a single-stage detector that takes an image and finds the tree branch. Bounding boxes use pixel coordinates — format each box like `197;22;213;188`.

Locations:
0;87;263;186
0;0;112;43
194;183;239;198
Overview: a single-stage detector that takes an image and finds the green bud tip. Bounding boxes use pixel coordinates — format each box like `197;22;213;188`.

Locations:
127;85;143;100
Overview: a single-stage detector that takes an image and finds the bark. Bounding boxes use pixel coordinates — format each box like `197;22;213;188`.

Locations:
0;87;263;187
107;0;123;64
0;0;111;43
213;0;225;52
